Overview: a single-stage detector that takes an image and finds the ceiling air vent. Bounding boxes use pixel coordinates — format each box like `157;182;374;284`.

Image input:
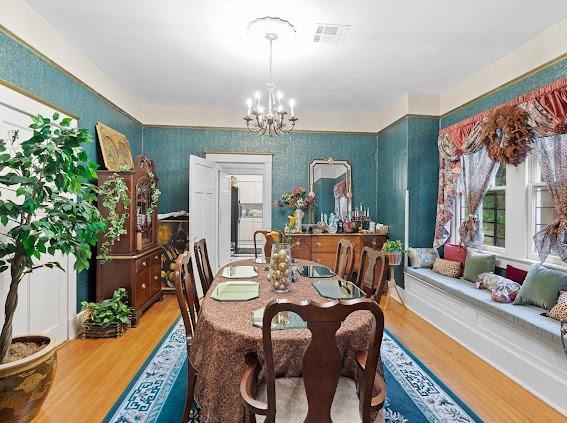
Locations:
313;23;350;45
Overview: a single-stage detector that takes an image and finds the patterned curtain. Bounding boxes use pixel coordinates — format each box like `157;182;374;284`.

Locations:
533;134;567;262
460;150;499;248
433;76;567;249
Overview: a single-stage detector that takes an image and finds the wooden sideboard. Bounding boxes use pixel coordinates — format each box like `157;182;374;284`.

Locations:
289;233;388;277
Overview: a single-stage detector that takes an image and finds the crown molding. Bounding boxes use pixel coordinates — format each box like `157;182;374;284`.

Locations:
142;105;381;134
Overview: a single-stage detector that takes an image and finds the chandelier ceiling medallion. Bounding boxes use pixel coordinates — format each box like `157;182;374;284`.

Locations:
244;17;298;136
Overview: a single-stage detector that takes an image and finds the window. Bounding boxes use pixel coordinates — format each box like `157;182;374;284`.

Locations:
482;166;506;248
530;156;559;257
454;165;505;248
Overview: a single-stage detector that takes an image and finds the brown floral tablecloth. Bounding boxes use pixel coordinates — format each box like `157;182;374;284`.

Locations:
190;259;375;423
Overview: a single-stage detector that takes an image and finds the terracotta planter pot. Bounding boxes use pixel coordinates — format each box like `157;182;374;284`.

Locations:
0;335;57;423
386;251;402;266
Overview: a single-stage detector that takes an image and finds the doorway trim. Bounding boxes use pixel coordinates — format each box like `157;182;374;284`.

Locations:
205;153;273;231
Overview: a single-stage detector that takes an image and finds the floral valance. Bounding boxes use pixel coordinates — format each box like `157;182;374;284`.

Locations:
434;76;567;251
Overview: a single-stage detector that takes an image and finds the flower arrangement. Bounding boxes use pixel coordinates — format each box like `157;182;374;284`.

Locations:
274;187;315;210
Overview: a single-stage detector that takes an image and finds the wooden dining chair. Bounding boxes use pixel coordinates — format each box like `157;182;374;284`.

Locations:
174;251;200;423
194;238;214;294
253;230;274;260
254;231;286;260
240;298;386;423
334;239;355;281
357;247;387;300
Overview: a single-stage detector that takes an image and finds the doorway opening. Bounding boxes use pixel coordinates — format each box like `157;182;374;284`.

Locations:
230;174;264;257
198;153;272;268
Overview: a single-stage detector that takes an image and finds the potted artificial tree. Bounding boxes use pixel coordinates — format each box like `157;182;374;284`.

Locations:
0;114;106;422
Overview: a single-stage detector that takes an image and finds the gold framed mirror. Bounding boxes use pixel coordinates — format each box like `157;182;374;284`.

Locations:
308;158;352;222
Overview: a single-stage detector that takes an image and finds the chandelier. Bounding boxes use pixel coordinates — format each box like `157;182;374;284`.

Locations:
244;18;298;136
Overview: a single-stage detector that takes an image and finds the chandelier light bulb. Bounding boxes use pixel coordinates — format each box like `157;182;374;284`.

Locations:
289;99;296;117
246;98;252;116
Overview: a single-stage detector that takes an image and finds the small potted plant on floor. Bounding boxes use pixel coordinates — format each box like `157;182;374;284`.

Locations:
81;288;133;338
0;114;106;422
382;240;407;266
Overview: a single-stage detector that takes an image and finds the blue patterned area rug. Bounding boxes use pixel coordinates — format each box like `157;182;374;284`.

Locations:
104;318;483;422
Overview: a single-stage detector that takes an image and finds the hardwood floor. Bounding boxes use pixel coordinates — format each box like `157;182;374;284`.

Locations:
382;300;566;423
33;295;180;423
34;295;564;422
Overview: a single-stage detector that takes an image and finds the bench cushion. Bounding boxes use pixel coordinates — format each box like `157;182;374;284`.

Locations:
405;268;562;345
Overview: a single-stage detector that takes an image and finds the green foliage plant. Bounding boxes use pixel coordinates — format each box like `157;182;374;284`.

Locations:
147;170;160;216
381;240;407;253
0;114;106;362
98;175;130;263
81;288;132;327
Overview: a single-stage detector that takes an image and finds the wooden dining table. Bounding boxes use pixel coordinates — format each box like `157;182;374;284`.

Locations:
190;259;377;423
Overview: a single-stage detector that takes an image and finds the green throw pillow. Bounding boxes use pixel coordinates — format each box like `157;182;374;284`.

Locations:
462;250;496;282
513;264;567;310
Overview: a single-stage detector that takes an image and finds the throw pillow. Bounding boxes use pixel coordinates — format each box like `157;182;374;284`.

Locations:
491;280;522;303
506;265;528;285
444;243;467;276
548;291;567;321
432;258;461;278
513;264;567;310
476;272;511;291
408;248;439;268
462;250;496;282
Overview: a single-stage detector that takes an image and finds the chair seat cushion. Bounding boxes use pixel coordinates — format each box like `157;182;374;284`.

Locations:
256;377;383;423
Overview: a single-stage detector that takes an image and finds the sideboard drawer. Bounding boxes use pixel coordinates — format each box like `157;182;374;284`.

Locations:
150;264;161;294
290;236;311;260
134;269;151;308
311;236;337;253
135;255;151;274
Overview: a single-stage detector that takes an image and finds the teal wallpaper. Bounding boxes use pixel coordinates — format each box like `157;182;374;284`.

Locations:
0;31;143;310
376;117;440;286
141;127;378;231
441;56;567;128
407;117;440;248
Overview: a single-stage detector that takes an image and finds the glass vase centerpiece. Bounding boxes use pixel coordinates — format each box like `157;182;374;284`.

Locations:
269;243;292;292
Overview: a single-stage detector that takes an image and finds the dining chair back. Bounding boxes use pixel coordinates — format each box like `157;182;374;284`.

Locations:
357;247;387;300
194;238;214;294
241;298;386;423
334;239;355;281
173;251;199;422
253;230;274;260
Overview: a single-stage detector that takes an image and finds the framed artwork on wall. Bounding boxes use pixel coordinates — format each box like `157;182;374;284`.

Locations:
96;122;134;171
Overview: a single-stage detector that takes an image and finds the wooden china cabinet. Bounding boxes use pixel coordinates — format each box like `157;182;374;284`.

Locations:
96;156;162;320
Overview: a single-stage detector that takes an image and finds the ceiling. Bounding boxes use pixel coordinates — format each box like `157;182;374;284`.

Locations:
25;0;567;115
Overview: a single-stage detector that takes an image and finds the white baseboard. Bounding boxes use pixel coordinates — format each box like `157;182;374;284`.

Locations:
68;310;86;340
403;272;567;416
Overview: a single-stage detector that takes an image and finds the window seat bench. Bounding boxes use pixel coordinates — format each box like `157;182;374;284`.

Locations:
405;268;562;345
403;268;567;415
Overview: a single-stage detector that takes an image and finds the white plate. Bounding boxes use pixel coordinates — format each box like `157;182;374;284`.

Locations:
221;265;259;279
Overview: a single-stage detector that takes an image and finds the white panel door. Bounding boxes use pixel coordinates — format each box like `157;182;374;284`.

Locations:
0;95;71;344
218;172;231;267
189;155;218;297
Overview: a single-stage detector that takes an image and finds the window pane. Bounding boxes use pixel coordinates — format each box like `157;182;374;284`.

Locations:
495;192;506;209
494;165;506;186
484;193;494;208
482;188;505;247
533;186;559;257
